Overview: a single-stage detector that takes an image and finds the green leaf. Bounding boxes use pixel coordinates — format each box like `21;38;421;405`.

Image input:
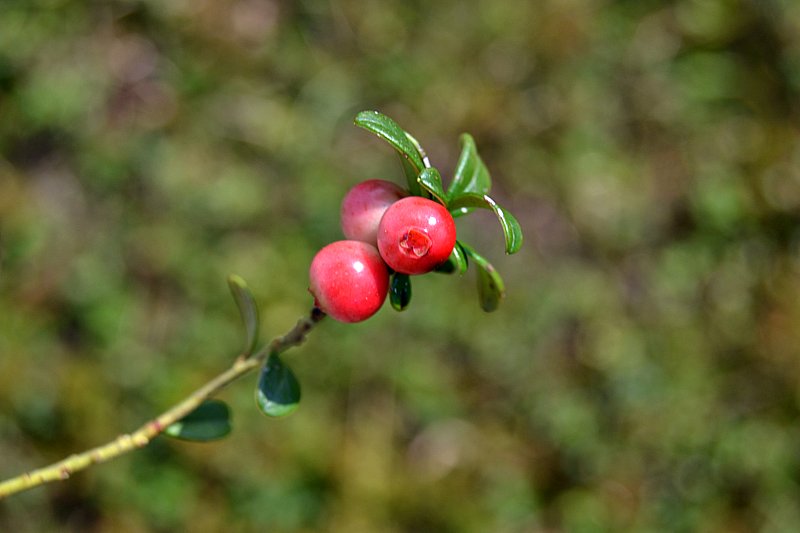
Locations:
399;156;423;197
405;132;431;168
417;167;447;205
354;111;426;195
255;354;301;417
435;240;469;275
451;241;469;274
447;133;491;201
448;194;523;255
389;272;412;311
461;243;506;312
227;274;260;356
164;400;232;442
450;206;475;218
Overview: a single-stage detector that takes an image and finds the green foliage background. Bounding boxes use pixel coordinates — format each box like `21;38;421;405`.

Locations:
2;1;800;531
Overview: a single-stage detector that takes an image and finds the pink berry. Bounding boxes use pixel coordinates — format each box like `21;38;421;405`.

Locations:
377;197;457;275
309;240;390;323
340;179;407;245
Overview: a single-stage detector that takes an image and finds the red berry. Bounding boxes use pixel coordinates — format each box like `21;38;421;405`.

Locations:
377;197;457;275
309;240;389;323
340;179;407;245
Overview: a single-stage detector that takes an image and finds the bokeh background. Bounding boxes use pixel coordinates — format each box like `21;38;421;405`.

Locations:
2;0;800;531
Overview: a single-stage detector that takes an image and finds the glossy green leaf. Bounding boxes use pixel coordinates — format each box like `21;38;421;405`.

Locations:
227;274;260;356
435;240;469;274
355;111;426;195
164;400;232;441
399;156;423;197
434;258;456;274
448;194;523;255
417;167;447;205
389;272;412;311
447;133;491;201
451;241;469;274
256;354;301;417
405;132;431;169
450;206;475;218
461;243;506;312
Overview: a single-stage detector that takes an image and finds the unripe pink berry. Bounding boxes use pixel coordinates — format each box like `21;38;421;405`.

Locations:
377;197;457;275
340;179;407;245
309;240;389;323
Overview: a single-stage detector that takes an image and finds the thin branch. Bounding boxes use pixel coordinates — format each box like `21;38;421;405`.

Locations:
0;308;325;500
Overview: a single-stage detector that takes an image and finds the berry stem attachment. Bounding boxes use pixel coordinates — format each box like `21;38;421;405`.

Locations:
0;308;326;500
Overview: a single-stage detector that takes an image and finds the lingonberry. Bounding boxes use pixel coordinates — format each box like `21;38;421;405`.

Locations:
340;179;407;245
309;240;390;323
377;197;457;275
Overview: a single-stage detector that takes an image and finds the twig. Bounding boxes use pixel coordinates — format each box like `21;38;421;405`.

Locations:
0;308;325;500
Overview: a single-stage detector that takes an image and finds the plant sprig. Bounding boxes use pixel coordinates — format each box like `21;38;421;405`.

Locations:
0;277;323;499
354;110;523;312
0;111;523;499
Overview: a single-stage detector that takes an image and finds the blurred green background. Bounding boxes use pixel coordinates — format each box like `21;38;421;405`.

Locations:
2;0;800;531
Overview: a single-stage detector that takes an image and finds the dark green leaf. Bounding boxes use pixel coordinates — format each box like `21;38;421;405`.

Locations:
448;194;523;255
461;243;506;312
227;274;260;356
389;272;412;311
256;353;301;417
435;240;469;275
434;258;456;274
164;400;232;442
354;111;426;195
417;167;447;205
447;133;491;201
399;156;423;197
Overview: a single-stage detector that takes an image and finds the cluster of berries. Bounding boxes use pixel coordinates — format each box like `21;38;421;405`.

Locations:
309;180;457;323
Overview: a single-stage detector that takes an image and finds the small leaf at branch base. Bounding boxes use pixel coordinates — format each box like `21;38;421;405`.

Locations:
417;168;447;206
256;354;301;417
227;274;260;356
389;272;412;311
448;194;523;255
461;243;506;312
164;400;232;442
447;133;491;201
